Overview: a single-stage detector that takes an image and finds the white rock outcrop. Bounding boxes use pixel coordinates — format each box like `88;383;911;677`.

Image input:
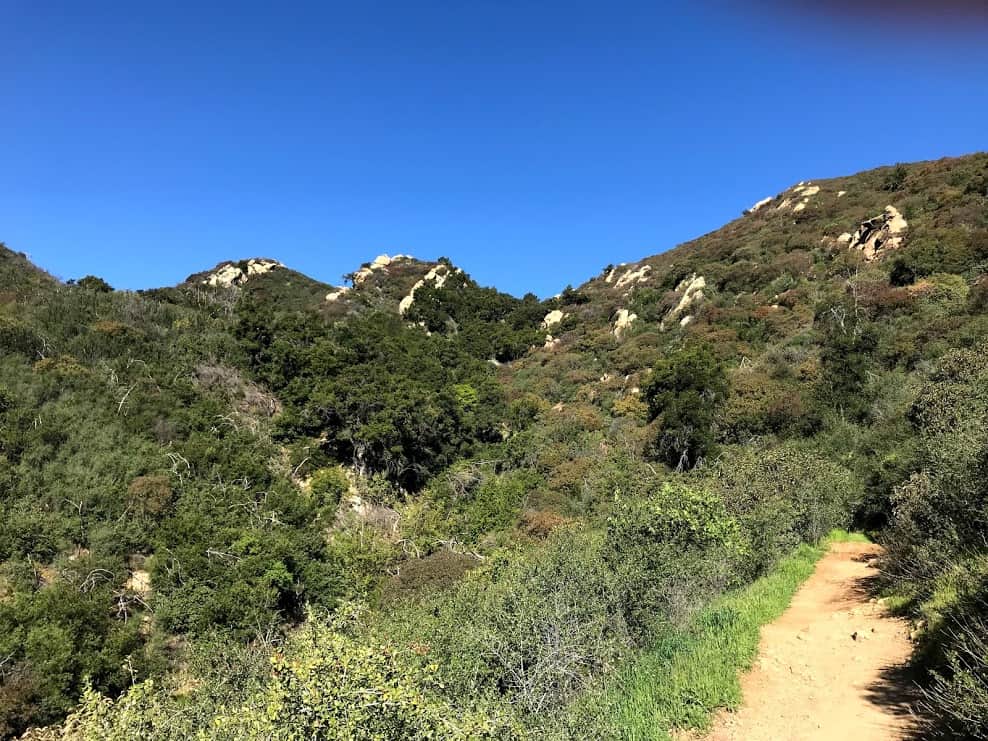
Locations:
662;273;706;330
125;570;152;597
612;308;638;337
672;274;706;315
398;263;458;315
848;206;908;260
746;196;774;214
203;258;283;288
351;253;413;285
615;264;652;289
325;286;350;302
776;183;821;213
541;309;565;329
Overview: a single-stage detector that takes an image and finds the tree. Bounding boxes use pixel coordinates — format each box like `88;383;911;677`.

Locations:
815;298;878;421
889;258;916;287
882;163;907;192
642;344;727;470
74;275;113;292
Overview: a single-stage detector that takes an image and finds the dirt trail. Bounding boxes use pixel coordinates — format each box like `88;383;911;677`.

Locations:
690;541;920;741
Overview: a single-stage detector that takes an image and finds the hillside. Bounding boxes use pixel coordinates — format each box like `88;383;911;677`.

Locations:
2;152;988;739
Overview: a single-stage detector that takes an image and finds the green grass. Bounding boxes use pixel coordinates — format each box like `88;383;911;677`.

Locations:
578;530;863;740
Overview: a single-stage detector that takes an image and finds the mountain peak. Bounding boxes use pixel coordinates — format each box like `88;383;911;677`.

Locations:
349;253;417;285
194;258;284;288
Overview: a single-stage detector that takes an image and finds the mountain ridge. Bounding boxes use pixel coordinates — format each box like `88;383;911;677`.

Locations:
10;154;980;303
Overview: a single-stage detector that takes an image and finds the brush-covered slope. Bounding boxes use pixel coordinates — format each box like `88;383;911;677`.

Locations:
3;153;988;739
0;243;550;736
526;154;988;374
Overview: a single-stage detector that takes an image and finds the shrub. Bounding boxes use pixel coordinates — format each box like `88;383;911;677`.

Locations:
32;355;89;380
0;385;13;415
0;318;45;357
519;509;571;539
705;445;857;576
74;276;113;293
720;370;814;440
224;619;512;740
815;301;879;421
922;603;988;740
309;466;349;509
890;258;917;287
882;164;908;192
379;550;480;603
409;465;541;543
41;618;514;740
325;525;397;599
642;344;728;469
879;345;988;737
968;276;988;314
126;474;172;517
605;482;747;634
409;528;630;717
611;394;649;421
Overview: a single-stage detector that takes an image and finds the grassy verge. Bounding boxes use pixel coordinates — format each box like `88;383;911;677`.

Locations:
576;530;866;740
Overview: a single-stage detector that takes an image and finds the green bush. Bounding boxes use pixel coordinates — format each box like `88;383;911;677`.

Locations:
38;616;515;741
0;318;44;357
706;444;857;576
73;275;113;293
815;300;879;421
402;464;542;546
568;539;831;740
403;528;630;717
606;482;747;633
720;370;816;441
642;344;728;470
309;466;349;509
922;604;988;740
880;345;988;738
885;344;988;589
215;618;515;740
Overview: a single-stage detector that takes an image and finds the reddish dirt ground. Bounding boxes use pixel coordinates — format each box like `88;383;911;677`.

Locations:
690;541;920;741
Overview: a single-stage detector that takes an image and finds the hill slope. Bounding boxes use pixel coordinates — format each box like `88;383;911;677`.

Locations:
2;152;988;739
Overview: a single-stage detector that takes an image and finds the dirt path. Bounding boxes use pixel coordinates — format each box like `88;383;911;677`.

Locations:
689;541;920;741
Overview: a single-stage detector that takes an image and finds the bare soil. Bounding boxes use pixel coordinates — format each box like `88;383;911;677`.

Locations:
688;541;920;741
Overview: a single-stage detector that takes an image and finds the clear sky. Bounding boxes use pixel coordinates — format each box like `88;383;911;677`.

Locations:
2;1;986;297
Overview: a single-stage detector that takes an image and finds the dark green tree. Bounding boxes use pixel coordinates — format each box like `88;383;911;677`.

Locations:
642;343;727;470
74;275;113;292
815;300;878;421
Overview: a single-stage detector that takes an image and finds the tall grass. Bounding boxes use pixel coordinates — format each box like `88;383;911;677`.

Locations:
572;530;867;740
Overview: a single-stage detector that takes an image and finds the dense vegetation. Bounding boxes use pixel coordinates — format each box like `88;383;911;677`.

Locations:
2;152;988;739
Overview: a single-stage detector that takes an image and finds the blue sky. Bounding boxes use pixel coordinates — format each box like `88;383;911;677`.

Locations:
2;1;986;297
